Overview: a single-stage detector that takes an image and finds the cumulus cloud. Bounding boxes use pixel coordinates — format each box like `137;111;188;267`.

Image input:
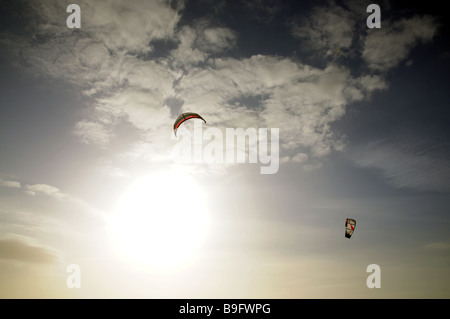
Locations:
25;184;66;199
170;23;237;69
345;74;388;101
0;0;183;87
291;1;438;73
199;26;237;53
0;1;184;151
291;4;355;58
177;57;377;159
170;26;207;68
0;0;439;172
363;15;438;71
74;119;115;148
0;178;21;189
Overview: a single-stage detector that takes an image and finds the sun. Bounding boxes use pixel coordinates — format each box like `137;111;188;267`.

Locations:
109;169;210;271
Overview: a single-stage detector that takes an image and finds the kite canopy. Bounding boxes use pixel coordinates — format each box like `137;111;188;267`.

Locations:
173;112;206;136
345;218;356;238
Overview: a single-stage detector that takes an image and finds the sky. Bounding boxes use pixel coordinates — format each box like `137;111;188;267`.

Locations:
0;0;449;298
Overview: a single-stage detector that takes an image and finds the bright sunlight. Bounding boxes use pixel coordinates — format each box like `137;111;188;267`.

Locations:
109;169;210;271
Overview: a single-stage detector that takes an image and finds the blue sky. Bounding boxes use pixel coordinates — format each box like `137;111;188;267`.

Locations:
0;0;449;298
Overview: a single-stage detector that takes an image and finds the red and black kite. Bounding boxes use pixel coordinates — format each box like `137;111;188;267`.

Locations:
173;112;206;136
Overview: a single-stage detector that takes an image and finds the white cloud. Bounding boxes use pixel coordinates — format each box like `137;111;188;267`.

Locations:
290;2;438;74
77;0;183;53
176;56;385;163
291;4;354;58
74;119;115;148
0;178;21;189
356;75;388;93
363;15;438;71
171;26;208;68
0;0;183;90
170;23;237;69
0;1;438;173
292;153;308;163
345;74;388;101
200;27;237;53
25;184;66;199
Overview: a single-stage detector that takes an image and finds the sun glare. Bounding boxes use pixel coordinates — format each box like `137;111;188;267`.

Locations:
109;169;210;271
